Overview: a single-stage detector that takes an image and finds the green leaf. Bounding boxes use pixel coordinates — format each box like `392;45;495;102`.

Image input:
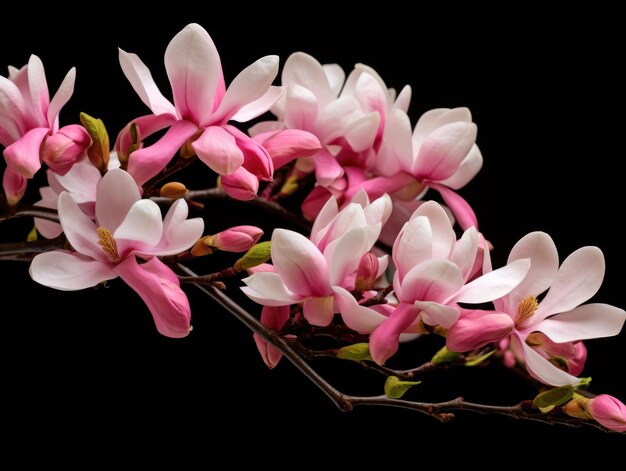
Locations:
465;350;495;367
384;376;421;399
431;346;460;365
80;112;110;173
234;241;271;271
576;377;592;389
336;343;372;361
533;385;575;409
26;225;37;242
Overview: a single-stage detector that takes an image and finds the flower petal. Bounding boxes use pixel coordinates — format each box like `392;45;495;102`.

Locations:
512;333;580;386
413;300;460;328
47;67;76;130
502;231;559;314
241;272;301;306
2;167;27;206
127;119;197;186
95;168;141;231
118;48;177;117
26;55;50;127
430;183;479;230
447;309;514;352
535;246;605;321
454;258;530;304
212;55;279;123
303;295;335;326
396;259;464;304
392;215;432;281
451;227;479;281
253;305;290;369
410;200;456;259
30;250;115;290
323;63;345;96
333;286;387;333
313;147;344;187
192;125;244;175
438;144;483;190
3;127;48;178
369;303;420;364
326;226;371;287
164;23;222;124
114;256;191;338
537;303;626;343
58;192;102;260
114;199;164;248
253;129;321;170
271;229;331;297
344;112;380;152
282;52;333;106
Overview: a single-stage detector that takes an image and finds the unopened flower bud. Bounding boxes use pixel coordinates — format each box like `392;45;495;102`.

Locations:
2;169;27;206
42;124;92;175
234;241;271;271
355;252;379;291
212;226;263;253
446;310;514;352
588;394;626;432
220;166;259;200
160;182;188;199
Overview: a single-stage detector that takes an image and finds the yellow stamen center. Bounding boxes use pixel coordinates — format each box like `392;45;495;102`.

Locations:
97;227;121;264
515;295;539;329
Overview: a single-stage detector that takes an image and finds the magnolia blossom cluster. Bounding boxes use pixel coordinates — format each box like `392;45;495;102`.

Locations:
1;23;625;432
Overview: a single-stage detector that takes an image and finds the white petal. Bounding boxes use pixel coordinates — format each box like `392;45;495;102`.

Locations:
512;334;580;387
118;49;177;117
392;216;432;281
114;199;164;247
454;258;530;304
413;300;460;328
438;144;483;190
283;84;319;131
241;272;301;306
281;52;333;106
333;286;387;333
212;55;280;123
58;192;102;260
47;67;76;130
231;86;283;122
344;112;380;152
451;226;479;281
502;231;559;314
326;226;370;287
410;201;456;258
323;64;345;96
537;303;626;343
95;168;141;232
30;251;116;291
535;246;605;321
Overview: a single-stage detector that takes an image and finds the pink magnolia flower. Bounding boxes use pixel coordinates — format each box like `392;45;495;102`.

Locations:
250;54;409;216
253;305;290;369
117;23;282;192
453;231;626;386
588;394;626;432
242;192;390;327
1;55;91;203
335;201;530;365
347;107;482;229
34;152;121;239
29;168;204;338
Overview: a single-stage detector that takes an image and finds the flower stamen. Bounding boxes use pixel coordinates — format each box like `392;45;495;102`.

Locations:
515;295;539;329
97;227;121;264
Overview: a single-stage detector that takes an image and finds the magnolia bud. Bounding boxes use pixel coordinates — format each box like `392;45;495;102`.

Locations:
234;242;271;271
588;394;626;432
2;168;27;206
160;182;188;199
446;310;514;352
42;125;91;175
212;226;263;253
355;252;379;291
220;166;259;200
563;397;591;419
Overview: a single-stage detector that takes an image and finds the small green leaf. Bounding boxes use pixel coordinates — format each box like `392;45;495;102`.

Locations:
576;377;592;389
26;225;38;242
533;385;576;409
538;404;556;414
465;350;496;367
234;241;271;271
80;112;110;174
384;376;421;399
431;346;460;365
336;343;372;361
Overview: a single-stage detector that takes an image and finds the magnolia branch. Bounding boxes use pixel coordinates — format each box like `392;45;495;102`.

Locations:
176;263;609;432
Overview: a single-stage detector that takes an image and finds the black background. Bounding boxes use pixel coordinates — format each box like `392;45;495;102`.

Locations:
1;6;625;459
